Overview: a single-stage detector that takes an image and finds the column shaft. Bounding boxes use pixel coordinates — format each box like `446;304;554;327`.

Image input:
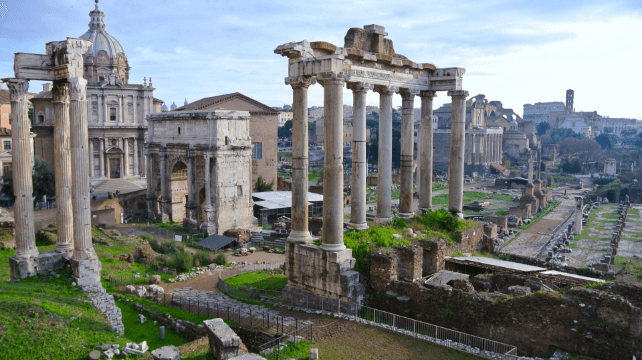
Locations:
100;139;105;178
399;90;416;218
448;90;469;217
318;72;346;251
204;153;212;206
89;139;94;177
348;82;370;230
145;149;156;218
419;91;436;210
123;138;129;177
288;78;314;243
133;138;139;176
5;79;37;260
69;77;98;261
375;87;394;223
52;81;74;254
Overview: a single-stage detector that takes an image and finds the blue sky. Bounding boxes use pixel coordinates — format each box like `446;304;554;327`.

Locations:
1;0;641;118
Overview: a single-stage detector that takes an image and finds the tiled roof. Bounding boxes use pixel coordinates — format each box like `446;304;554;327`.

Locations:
174;92;278;114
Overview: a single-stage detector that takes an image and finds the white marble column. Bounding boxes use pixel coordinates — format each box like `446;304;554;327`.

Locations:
158;148;171;222
69;77;99;263
287;76;314;243
375;85;396;223
99;138;105;178
123;138;129;177
448;90;469;218
318;72;346;251
574;196;583;235
119;95;124;123
133;138;139;176
89;139;94;177
527;151;534;184
184;149;198;231
145;148;156;218
102;94;107;125
399;89;417;219
419;91;436;211
4;79;38;260
465;134;471;165
348;81;371;230
498;135;502;164
52;81;74;256
202;152;216;233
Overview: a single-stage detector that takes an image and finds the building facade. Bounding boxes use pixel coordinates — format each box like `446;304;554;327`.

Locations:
30;2;162;183
523;102;566;124
173;92;278;189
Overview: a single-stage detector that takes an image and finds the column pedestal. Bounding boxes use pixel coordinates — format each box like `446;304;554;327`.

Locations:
184;203;199;233
201;205;217;234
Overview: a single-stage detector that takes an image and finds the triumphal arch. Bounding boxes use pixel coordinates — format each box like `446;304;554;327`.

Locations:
275;25;468;303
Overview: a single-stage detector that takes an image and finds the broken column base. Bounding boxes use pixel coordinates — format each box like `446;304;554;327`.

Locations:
284;243;365;305
71;257;102;286
9;250;66;281
183;218;199;234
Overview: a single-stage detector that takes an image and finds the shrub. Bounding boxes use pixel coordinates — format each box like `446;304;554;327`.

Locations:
169;248;192;273
416;209;460;232
193;250;212;267
215;253;227;265
392;217;407;229
161;239;177;254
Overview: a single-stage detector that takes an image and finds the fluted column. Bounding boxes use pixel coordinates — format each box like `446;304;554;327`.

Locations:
466;134;471;165
527;151;534;184
448;90;468;218
158;148;171;223
498;134;502;164
318;72;346;251
375;85;396;223
287;76;314;243
102;94;107;125
123;138;129;177
99;138;105;178
133;138;139;176
399;89;417;218
184;149;198;232
89;139;94;177
419;91;436;211
4;79;37;260
52;81;74;255
145;148;156;218
348;82;371;230
69;77;100;275
202;152;216;234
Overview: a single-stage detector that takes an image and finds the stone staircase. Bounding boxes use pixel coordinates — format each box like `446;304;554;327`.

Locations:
91;179;145;201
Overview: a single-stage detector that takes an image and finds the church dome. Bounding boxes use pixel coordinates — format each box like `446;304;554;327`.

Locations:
79;0;130;85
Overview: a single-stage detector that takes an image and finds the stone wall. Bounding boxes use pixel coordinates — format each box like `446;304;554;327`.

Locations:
370;279;641;360
483;215;507;230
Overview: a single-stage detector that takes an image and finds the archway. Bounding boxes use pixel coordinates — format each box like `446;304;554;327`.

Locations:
170;161;188;221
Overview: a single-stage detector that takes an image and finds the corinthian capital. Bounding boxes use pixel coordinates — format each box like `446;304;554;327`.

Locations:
346;81;373;93
316;71;347;86
285;76;316;89
373;85;398;95
69;77;87;101
448;90;469;98
399;87;420;99
419;90;437;99
3;78;29;102
52;81;70;103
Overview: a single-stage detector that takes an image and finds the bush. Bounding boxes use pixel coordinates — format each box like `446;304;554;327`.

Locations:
392;217;407;229
215;253;227;266
416;209;460;232
161;239;177;254
193;250;212;267
168;248;192;273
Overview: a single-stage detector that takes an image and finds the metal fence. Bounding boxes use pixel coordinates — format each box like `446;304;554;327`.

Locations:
258;324;314;359
217;261;286;302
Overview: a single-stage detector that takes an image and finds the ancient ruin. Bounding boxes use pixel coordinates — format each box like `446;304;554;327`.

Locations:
275;25;468;303
6;38;101;285
145;110;256;234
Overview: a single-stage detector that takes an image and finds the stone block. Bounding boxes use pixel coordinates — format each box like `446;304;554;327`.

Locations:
89;350;101;360
71;257;102;286
204;318;240;360
370;251;398;293
397;246;422;282
150;275;161;284
451;278;475;293
151;345;180;360
229;355;266;360
309;348;319;360
508;285;531;297
138;314;147;324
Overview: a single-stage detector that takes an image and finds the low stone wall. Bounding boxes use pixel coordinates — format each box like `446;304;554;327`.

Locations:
483;215;507;229
85;285;124;335
369;279;642;360
133;303;205;340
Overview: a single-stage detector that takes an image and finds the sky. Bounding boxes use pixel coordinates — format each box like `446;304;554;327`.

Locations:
1;0;641;118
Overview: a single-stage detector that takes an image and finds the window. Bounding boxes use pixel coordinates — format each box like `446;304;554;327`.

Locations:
3;141;10;150
252;142;262;159
37;115;44;123
2;163;11;175
110;108;117;121
178;127;181;135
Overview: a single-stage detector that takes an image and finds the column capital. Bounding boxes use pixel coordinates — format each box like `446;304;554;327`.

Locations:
448;90;469;98
285;76;316;88
346;81;373;93
69;77;87;101
186;148;195;159
3;78;29;101
52;81;70;103
159;147;168;158
316;71;347;86
399;87;420;99
374;85;398;95
419;90;437;99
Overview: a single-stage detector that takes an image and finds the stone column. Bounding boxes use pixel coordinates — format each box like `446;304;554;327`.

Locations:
133;95;137;123
448;90;469;218
123;138;129;177
133;138;139;176
348;82;371;230
158;148;171;223
375;85;396;223
287;76;314;243
119;95;124;123
145;148;157;218
184;149;198;232
99;138;105;178
574;196;583;235
465;134;471;165
536;145;542;181
202;152;216;234
419;91;436;211
89;139;94;177
527;151;533;184
52;81;74;256
4;79;38;263
399;89;417;219
318;72;346;251
102;94;107;125
69;77;101;285
498;135;502;163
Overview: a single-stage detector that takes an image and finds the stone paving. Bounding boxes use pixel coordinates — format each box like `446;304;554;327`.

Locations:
563;203;619;267
619;206;642;260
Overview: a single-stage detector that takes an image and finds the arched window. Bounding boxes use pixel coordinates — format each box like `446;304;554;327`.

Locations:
37;115;44;123
178;127;181;135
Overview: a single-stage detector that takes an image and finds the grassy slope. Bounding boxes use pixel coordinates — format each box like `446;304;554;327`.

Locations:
224;270;287;291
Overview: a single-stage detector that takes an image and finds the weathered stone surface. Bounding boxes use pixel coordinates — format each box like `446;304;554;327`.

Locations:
507;285;531;297
229;355;265;360
204;318;240;360
151;345;180;360
150;275;161;284
88;350;101;360
309;348;319;360
451;278;474;293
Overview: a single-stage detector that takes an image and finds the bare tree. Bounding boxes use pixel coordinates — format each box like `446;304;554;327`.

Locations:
559;138;608;163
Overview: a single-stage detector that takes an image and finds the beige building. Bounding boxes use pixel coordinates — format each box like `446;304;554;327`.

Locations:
173;93;278;189
278;111;293;126
30;2;162;182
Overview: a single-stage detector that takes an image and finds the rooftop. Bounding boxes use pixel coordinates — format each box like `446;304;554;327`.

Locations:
253;191;323;210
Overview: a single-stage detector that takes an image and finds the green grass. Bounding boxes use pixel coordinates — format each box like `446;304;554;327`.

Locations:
628;208;640;217
265;339;316;360
224;270;287;291
518;201;561;229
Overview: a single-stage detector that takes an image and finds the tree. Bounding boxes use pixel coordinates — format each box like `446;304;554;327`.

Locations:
254;175;274;192
595;134;613;150
561;159;582;173
603;127;613;134
550;128;583;143
277;119;293;139
621;128;637;138
536;121;550;136
366;119;379;128
1;157;55;203
559;138;607;164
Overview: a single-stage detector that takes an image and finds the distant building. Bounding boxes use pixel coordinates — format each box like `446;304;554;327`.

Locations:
0;84;9;129
252;191;323;225
523;102;566;124
278;111;293;127
560;113;591;137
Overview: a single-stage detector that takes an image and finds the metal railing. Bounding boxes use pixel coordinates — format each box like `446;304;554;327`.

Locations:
217;261;286;302
258;324;314;359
